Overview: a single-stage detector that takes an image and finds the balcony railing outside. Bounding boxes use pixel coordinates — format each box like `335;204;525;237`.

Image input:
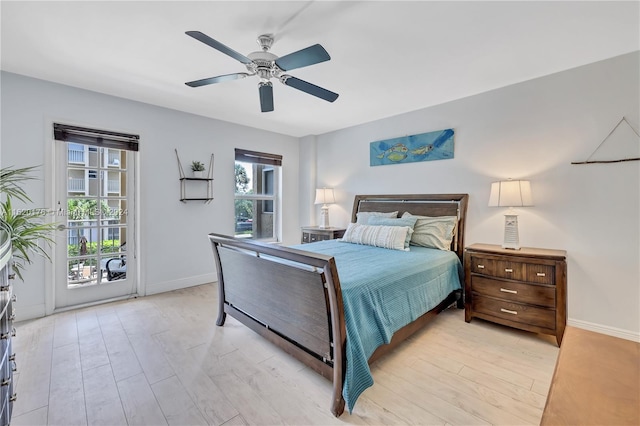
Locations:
68;178;85;192
107;180;120;193
68;149;85;164
108;151;120;167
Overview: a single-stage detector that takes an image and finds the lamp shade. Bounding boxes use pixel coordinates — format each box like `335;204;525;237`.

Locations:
314;188;335;205
488;180;533;207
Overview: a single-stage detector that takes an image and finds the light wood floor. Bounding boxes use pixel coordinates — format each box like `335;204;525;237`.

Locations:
12;283;559;425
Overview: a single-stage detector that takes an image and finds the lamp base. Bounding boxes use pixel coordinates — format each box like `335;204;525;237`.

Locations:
502;213;520;250
319;205;330;229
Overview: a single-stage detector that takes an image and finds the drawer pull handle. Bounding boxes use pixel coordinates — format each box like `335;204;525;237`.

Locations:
500;308;518;315
500;288;518;294
477;265;485;269
504;268;513;273
11;294;17;303
0;286;9;292
1;378;11;387
9;393;17;402
8;273;15;280
536;272;546;277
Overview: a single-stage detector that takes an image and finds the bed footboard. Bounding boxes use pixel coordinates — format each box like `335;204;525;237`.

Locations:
209;233;347;416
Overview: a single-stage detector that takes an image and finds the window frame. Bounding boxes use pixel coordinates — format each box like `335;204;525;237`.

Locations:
234;149;282;242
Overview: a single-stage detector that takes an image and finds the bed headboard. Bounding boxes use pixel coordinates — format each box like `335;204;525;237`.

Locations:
350;194;469;261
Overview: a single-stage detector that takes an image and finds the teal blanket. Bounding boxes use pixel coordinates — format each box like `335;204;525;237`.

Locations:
291;240;463;412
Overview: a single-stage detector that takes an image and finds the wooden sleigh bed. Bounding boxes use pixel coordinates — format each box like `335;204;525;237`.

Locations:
209;193;469;416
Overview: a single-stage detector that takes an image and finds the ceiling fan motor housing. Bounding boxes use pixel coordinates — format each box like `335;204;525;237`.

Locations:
247;50;280;81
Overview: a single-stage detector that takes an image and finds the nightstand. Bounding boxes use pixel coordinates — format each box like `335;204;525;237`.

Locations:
301;226;346;244
464;243;567;346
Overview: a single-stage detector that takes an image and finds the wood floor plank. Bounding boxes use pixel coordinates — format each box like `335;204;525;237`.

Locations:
52;313;78;349
212;371;284;425
48;343;86;426
371;368;489;425
410;357;543;424
458;365;547;409
154;331;240;425
116;372;168;426
128;331;175;385
12;325;54;417
83;364;127;426
151;375;208;426
11;406;48;426
100;320;143;382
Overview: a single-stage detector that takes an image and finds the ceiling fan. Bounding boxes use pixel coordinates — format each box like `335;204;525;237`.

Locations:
185;31;339;113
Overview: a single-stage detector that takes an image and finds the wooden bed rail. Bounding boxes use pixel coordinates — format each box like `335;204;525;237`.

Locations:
208;233;347;415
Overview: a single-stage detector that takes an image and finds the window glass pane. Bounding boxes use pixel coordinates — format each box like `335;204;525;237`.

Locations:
103;170;126;197
235;161;252;195
234;159;278;240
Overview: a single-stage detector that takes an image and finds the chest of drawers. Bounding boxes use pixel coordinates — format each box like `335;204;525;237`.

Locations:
301;226;346;244
0;233;15;426
464;243;567;346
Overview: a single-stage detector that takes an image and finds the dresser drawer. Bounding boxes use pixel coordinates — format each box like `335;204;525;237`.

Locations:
472;295;556;330
302;232;329;243
471;276;556;307
470;255;555;285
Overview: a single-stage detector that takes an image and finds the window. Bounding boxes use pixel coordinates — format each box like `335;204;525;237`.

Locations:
234;149;282;240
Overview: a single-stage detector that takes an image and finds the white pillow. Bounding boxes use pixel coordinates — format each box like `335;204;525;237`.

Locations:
355;211;398;225
340;223;411;251
402;212;458;251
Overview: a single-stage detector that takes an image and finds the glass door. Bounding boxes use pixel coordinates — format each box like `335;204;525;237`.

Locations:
55;141;136;309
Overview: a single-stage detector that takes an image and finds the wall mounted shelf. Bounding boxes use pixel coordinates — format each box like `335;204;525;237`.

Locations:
175;149;214;203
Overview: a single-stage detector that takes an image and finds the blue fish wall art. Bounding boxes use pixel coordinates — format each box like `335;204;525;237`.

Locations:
370;128;454;166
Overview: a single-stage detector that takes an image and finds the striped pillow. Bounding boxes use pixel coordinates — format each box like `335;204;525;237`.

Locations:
340;223;412;251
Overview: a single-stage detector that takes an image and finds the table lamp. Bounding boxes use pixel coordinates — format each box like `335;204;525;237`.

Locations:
488;179;533;250
314;188;335;229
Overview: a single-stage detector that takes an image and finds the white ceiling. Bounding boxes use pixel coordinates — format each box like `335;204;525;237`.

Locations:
1;1;638;137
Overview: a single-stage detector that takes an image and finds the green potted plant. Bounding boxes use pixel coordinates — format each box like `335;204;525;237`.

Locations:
191;160;205;178
0;166;57;280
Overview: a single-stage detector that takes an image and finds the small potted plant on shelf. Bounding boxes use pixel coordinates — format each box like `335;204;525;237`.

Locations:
191;160;205;178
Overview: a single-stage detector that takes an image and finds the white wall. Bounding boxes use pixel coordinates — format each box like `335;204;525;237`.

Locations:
312;52;640;340
1;71;300;320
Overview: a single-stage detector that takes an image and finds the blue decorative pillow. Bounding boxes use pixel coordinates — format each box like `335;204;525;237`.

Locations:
367;216;418;249
355;211;398;224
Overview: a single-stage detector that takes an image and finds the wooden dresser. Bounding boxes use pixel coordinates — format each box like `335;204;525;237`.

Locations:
464;243;567;346
0;232;15;426
301;226;345;244
541;326;640;425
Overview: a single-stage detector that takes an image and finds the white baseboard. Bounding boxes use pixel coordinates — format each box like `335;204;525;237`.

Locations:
568;318;640;342
145;273;217;296
15;303;46;322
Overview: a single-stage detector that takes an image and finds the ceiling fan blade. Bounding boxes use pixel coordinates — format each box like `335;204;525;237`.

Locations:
185;73;250;87
259;83;274;112
275;44;330;71
281;76;339;102
186;31;253;65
